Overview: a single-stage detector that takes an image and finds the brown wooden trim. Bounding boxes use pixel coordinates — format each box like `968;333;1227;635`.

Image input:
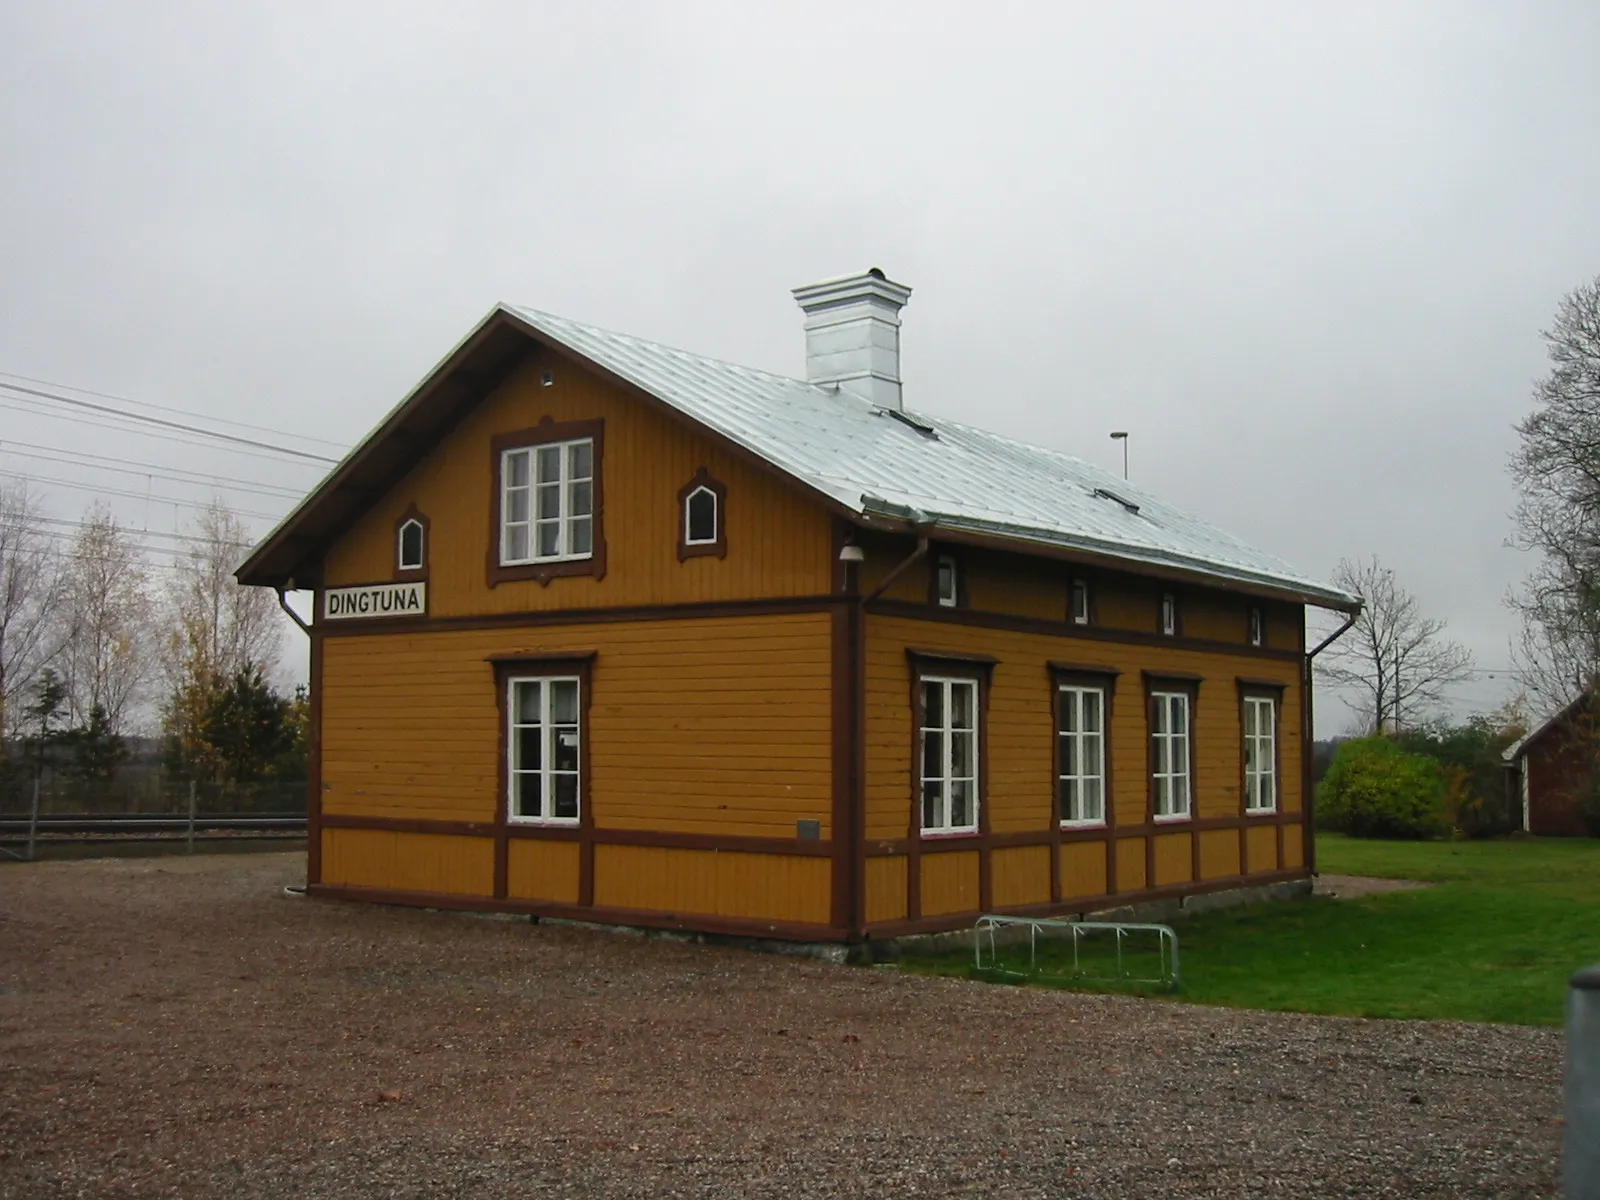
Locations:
1142;673;1201;886
863;867;1311;938
486;417;608;588
307;623;324;886
1235;676;1289;692
485;649;598;665
906;647;999;670
595;827;833;856
864;808;1301;857
316;593;848;637
492;655;595;904
1048;661;1121;677
1303;659;1316;875
1050;663;1118;903
308;883;848;942
866;597;1301;662
677;466;728;561
393;502;431;582
830;604;852;931
321;814;494;836
906;657;992;919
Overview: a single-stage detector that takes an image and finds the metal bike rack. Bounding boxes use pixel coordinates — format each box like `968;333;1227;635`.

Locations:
972;914;1180;990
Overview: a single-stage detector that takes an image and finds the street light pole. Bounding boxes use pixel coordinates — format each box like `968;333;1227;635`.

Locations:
1109;431;1129;480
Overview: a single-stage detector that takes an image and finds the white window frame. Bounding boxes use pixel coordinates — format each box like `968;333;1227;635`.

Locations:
1248;607;1264;647
1071;579;1091;626
919;675;979;835
936;555;958;608
500;437;594;566
684;484;718;546
397;518;424;571
1058;684;1107;827
507;674;582;826
1160;592;1178;637
1151;689;1192;821
1244;695;1277;813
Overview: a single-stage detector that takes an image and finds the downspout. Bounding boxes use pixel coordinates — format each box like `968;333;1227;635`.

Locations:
850;534;929;944
1303;608;1359;876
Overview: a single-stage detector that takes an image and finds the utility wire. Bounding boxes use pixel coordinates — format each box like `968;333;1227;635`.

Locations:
0;469;284;522
0;367;349;449
0;380;342;465
0;442;306;500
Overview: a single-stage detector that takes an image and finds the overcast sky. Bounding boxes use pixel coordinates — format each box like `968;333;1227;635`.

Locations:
3;1;1598;733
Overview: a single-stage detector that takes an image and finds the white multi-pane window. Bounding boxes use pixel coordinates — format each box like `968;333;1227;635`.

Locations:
501;438;594;565
508;675;581;824
936;556;958;607
1058;685;1106;825
684;485;718;545
1151;690;1191;819
920;676;979;834
1243;695;1277;812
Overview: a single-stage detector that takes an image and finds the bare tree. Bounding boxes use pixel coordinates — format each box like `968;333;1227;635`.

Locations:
161;499;282;769
58;503;155;734
1510;273;1600;715
0;481;65;739
1318;555;1474;734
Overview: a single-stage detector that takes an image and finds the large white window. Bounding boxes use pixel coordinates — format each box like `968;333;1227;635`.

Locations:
919;676;979;834
1151;690;1191;820
1058;685;1106;825
501;438;594;565
1244;695;1277;813
508;675;581;824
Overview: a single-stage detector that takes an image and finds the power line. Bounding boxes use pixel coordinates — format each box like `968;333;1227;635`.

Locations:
0;398;333;471
0;367;349;450
0;380;342;465
0;469;284;523
0;441;306;500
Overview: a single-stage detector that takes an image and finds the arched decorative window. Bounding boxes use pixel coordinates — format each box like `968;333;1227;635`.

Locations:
394;505;429;577
677;468;727;560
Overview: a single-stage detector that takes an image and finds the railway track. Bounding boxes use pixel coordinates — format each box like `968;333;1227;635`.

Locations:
0;814;306;857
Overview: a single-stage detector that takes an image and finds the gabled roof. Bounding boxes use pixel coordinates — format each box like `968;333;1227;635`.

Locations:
1503;691;1592;763
237;303;1360;610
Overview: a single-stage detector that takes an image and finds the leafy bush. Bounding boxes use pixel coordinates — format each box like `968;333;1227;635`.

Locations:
1317;736;1448;840
1396;716;1522;838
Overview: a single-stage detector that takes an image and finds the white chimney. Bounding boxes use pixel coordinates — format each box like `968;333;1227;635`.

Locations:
791;268;913;410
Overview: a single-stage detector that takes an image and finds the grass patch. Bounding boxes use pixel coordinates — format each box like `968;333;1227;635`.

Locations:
897;834;1600;1026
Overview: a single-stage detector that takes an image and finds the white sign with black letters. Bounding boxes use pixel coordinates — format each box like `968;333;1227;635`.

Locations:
322;582;427;621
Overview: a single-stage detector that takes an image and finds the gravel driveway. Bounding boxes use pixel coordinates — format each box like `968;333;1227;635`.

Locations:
0;853;1562;1198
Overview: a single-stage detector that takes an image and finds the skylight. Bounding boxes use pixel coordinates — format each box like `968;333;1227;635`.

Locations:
1093;487;1140;515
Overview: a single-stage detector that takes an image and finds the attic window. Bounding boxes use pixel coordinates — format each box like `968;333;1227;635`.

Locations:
883;409;937;437
1071;578;1091;626
1249;607;1264;647
1093;487;1140;515
398;519;424;571
677;467;728;561
935;555;959;608
1160;592;1179;637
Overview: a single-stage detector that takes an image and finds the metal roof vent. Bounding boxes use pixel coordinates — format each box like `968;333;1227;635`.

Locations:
791;268;913;411
1093;486;1141;515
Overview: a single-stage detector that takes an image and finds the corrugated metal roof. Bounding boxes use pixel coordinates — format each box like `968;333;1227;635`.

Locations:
502;305;1358;609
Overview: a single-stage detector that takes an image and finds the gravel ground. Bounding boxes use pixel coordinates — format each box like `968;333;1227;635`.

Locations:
1312;874;1435;900
0;853;1562;1198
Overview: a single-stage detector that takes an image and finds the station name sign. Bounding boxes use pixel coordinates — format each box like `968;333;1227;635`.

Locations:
323;582;427;621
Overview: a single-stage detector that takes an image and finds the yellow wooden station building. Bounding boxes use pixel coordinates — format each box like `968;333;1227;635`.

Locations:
238;270;1359;944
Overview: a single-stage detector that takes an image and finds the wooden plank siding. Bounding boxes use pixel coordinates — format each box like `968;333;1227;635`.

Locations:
315;612;837;930
321;348;834;612
861;609;1305;931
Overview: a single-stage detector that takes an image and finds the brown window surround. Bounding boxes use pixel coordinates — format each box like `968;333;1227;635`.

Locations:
677;466;728;561
487;417;607;588
1051;663;1119;828
492;652;595;881
907;649;992;841
929;546;966;609
1143;670;1200;824
1237;677;1286;817
394;503;430;581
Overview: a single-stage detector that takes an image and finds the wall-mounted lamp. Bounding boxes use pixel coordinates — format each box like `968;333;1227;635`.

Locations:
839;543;865;563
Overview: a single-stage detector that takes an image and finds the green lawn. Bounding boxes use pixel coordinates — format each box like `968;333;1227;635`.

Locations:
897;834;1600;1026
